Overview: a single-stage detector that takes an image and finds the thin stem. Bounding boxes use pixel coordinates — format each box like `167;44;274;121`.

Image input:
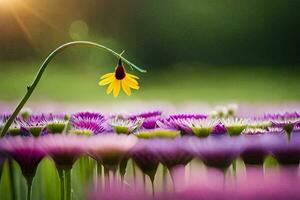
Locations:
232;160;237;177
8;159;16;200
162;166;167;192
150;176;155;198
104;167;110;190
65;169;72;200
58;168;65;200
96;163;102;189
132;161;137;188
222;168;227;190
119;158;128;184
97;163;102;177
142;173;146;192
0;41;146;137
26;177;33;200
112;170;117;186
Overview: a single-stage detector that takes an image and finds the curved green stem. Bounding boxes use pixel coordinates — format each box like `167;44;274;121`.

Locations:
0;41;146;137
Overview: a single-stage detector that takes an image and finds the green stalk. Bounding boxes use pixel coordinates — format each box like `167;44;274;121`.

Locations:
26;176;33;200
132;161;137;188
96;163;102;188
119;158;128;184
65;169;72;200
97;163;102;177
150;175;155;198
8;159;16;200
142;173;146;192
58;168;65;200
232;160;237;177
0;41;146;137
162;166;167;192
222;168;227;190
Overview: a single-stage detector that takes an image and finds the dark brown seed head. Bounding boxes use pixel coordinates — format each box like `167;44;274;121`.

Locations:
115;59;126;80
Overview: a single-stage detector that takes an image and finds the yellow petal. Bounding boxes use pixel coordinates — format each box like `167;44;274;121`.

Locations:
126;75;139;85
106;81;114;94
127;73;139;79
100;73;114;79
113;80;121;97
121;80;131;96
125;77;140;90
99;76;114;86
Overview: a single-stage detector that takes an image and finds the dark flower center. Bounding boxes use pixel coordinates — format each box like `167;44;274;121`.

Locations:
115;59;126;80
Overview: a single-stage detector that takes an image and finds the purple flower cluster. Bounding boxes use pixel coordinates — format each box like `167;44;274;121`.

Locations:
2;111;300;138
1;110;300;199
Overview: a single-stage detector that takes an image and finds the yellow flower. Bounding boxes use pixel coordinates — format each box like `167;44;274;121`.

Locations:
99;59;140;97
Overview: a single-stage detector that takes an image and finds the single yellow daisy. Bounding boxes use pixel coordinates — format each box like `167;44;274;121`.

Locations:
99;59;140;97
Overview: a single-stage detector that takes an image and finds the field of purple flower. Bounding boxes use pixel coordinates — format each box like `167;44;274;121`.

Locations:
1;104;300;200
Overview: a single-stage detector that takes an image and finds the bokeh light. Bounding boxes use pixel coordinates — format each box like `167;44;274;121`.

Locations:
69;20;89;40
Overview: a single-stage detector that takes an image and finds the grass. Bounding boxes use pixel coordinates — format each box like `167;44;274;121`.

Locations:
0;62;300;102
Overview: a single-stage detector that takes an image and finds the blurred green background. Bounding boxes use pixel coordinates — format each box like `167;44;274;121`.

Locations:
0;0;299;102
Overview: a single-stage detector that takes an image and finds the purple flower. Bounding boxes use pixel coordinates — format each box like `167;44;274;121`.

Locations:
0;113;28;136
87;134;137;172
0;136;46;179
264;112;300;137
71;112;106;135
0;114;29;136
189;136;241;170
157;114;208;135
18;114;48;137
42;134;87;170
130;139;160;181
156;118;180;131
240;134;272;165
129;111;162;129
108;117;143;134
71;121;105;135
273;118;300;135
42;113;70;134
270;134;300;165
71;112;105;122
211;122;227;135
221;118;248;136
150;138;193;169
174;118;219;137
